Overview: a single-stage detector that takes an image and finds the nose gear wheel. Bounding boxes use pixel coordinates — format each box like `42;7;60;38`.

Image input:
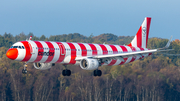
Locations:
22;63;28;74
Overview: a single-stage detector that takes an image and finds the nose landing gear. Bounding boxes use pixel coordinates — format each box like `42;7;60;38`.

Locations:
22;63;27;74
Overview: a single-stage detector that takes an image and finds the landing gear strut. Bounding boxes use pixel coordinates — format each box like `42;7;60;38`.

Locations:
22;63;27;74
93;69;102;76
92;59;103;77
62;65;71;76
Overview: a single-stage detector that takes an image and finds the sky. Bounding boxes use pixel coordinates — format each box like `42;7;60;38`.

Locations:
0;0;180;40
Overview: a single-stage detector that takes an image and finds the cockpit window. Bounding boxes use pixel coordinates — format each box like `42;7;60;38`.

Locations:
13;46;18;48
11;46;25;49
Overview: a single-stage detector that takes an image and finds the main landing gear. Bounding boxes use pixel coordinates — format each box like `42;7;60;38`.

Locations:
62;65;71;76
93;59;103;77
93;69;102;76
22;63;27;74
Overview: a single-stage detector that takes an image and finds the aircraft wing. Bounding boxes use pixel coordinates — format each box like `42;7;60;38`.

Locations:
75;49;173;61
76;36;173;61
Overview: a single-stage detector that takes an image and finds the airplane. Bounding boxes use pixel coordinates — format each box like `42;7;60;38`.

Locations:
6;17;173;76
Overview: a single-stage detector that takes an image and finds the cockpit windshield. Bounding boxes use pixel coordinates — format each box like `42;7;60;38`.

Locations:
11;46;25;49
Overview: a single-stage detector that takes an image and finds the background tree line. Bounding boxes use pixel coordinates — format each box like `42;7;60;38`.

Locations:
0;32;180;101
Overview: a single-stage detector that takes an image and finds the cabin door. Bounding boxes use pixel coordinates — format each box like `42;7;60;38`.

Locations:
59;44;65;55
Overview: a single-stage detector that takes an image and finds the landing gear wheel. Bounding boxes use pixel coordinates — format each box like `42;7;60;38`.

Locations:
62;70;66;76
97;70;102;76
22;69;27;74
66;70;71;76
22;63;28;74
93;70;97;76
93;70;102;76
52;63;55;66
62;69;71;76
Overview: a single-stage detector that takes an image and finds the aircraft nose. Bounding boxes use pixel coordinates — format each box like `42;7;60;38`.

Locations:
6;48;18;60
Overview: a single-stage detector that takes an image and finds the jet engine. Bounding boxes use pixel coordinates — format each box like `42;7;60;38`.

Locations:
80;58;99;70
33;63;54;70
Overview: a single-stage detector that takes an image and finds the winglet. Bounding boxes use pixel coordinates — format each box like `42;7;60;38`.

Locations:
157;36;173;50
29;36;32;40
164;36;173;48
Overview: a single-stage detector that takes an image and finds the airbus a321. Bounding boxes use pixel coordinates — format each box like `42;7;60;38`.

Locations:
6;17;172;76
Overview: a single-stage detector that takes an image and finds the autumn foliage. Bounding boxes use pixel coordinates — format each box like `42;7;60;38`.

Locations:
0;32;180;101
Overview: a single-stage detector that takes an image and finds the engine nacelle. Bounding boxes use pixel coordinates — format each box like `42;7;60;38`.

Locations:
80;58;99;70
33;63;54;70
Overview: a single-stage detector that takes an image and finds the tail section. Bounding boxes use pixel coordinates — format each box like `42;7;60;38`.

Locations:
128;17;151;48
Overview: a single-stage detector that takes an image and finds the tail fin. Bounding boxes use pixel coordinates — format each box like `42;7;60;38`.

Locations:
128;17;151;48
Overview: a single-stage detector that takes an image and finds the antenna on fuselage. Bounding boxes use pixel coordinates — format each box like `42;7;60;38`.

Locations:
26;36;32;41
29;36;32;40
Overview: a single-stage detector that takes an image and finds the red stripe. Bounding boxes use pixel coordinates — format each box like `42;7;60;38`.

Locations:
129;46;136;63
146;17;151;47
21;41;32;62
127;43;132;47
136;26;142;47
139;47;144;51
148;48;152;56
44;41;55;63
119;46;128;65
56;42;66;63
99;44;108;55
120;45;128;52
34;41;43;62
88;44;97;56
139;48;145;59
67;43;76;64
149;53;152;56
119;58;128;65
108;45;118;66
98;44;108;65
77;43;87;56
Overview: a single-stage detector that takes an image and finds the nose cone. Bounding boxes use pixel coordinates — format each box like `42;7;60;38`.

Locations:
6;49;18;60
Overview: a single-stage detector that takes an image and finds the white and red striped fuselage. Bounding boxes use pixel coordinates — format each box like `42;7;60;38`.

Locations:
7;17;169;76
10;40;151;66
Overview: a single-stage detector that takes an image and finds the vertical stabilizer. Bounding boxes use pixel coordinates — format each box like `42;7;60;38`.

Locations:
128;17;151;48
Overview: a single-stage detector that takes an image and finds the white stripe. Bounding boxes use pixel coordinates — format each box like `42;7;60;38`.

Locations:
113;45;123;65
94;44;102;55
134;47;141;60
124;57;132;64
142;18;147;48
104;45;112;54
83;43;92;56
104;45;113;65
15;42;26;61
124;46;132;64
72;43;81;56
27;41;38;62
62;42;71;63
131;35;137;47
50;42;60;63
71;43;81;64
38;41;49;63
